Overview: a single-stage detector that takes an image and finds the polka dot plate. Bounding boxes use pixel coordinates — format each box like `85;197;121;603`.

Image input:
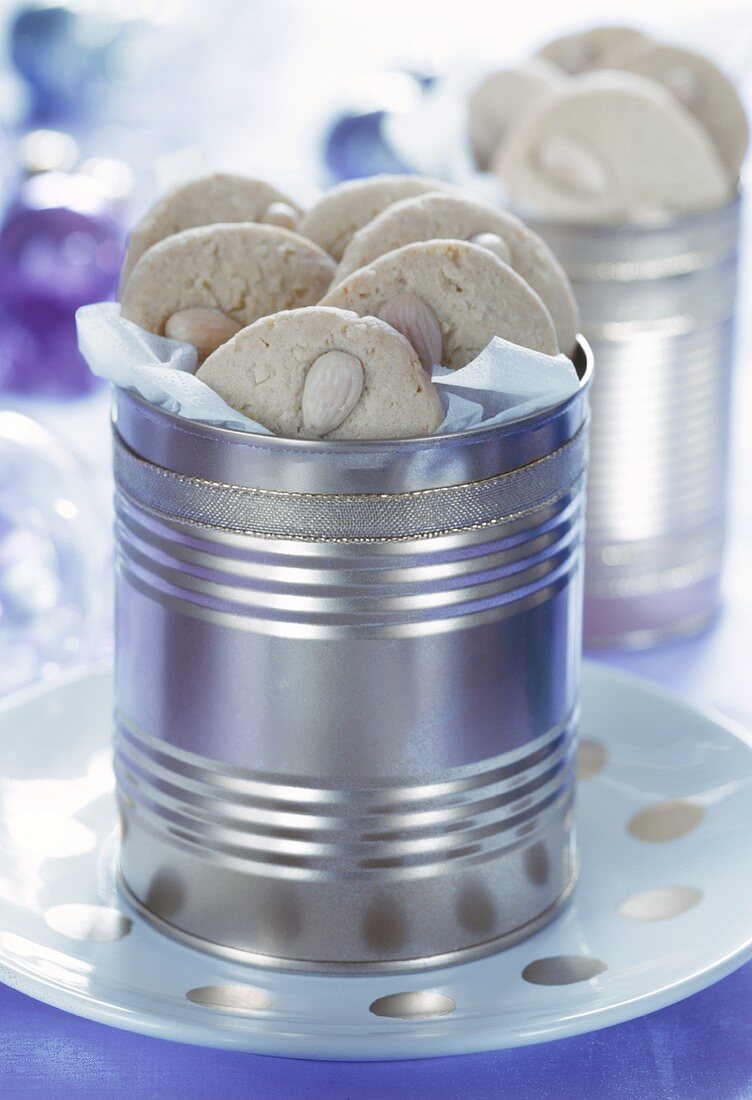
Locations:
0;663;751;1060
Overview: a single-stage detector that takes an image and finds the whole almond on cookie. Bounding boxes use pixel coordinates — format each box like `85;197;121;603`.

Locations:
378;293;443;370
165;307;242;363
301;351;365;436
535;134;608;196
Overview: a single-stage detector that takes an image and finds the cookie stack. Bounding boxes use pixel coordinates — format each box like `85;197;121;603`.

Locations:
468;26;748;221
119;173;579;440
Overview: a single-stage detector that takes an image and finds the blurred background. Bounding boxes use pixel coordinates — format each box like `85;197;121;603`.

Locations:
0;0;749;706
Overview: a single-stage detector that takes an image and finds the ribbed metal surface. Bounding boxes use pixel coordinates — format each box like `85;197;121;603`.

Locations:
112;343;591;971
115;707;576;969
530;196;740;648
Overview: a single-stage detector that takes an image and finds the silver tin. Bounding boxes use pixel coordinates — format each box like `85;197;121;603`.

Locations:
528;195;741;649
112;339;592;973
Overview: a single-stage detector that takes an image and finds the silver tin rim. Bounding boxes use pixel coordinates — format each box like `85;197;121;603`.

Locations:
112;338;593;494
520;188;742;237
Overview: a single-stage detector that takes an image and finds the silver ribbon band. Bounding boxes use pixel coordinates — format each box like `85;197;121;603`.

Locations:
113;427;588;542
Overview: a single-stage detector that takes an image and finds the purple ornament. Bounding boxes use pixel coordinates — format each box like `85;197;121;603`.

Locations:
0;172;123;308
0;298;99;397
0;171;124;397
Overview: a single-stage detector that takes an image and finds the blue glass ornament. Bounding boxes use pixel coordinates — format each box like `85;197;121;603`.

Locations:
322;70;435;183
9;3;121;121
324;110;413;183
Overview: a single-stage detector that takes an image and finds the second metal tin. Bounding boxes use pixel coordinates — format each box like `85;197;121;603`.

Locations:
530;195;741;649
112;341;592;973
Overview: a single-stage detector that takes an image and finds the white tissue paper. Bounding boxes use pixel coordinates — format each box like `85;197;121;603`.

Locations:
76;302;579;437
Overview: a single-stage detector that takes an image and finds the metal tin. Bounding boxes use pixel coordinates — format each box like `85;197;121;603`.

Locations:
528;195;741;649
112;339;592;973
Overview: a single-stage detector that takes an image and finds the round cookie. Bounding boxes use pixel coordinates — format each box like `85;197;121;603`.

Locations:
335;191;579;353
120;173;302;291
468;60;565;170
196;307;444;440
605;42;748;180
321;239;559;368
120;224;336;350
537;25;650;75
297;175;447;261
493;72;730;221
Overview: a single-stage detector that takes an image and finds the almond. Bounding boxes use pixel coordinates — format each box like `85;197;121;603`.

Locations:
164;307;242;363
378;293;443;371
262;201;299;230
535;134;608;195
302;350;364;436
469;232;512;266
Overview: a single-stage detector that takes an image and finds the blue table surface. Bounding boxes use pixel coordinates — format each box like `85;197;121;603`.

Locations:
2;960;752;1100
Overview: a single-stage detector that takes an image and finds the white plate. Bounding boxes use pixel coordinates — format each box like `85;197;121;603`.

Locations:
0;663;750;1060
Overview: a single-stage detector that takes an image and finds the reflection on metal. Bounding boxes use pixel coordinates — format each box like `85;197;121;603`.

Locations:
531;195;741;648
